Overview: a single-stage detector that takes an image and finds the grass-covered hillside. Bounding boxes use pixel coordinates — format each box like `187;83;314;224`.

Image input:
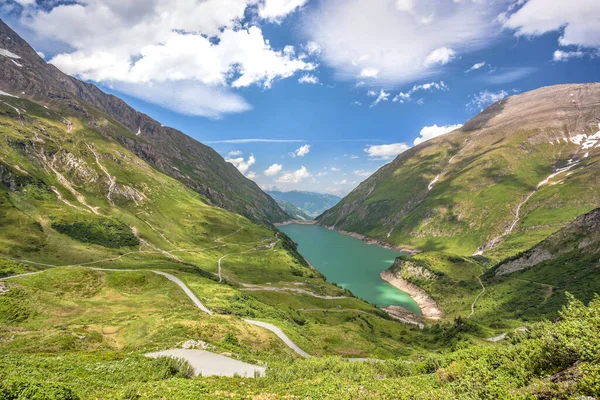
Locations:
2;285;598;399
318;84;600;261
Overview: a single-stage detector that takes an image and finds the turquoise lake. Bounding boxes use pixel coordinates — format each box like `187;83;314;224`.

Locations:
278;223;421;314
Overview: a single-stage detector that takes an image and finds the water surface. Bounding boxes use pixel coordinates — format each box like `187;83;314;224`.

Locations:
279;223;421;314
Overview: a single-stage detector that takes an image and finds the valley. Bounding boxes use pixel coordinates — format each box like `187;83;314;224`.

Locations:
0;11;599;400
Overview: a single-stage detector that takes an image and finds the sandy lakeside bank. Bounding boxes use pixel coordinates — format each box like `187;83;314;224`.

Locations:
380;269;443;320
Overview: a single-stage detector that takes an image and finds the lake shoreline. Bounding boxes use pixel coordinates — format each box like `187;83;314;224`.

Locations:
322;225;421;255
380;269;443;320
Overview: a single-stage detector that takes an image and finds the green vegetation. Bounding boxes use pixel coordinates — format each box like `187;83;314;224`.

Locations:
52;219;139;249
1;294;598;399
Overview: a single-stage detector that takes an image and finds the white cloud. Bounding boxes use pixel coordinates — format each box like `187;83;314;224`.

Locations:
364;143;411;160
277;166;312;183
227;150;243;157
205;138;304;144
22;0;317;118
264;163;283;176
414;124;463;146
306;0;502;86
424;47;456;66
36;50;45;60
552;50;586;62
290;144;311;158
115;81;251;119
466;61;486;73
259;0;310;22
392;80;448;103
226;153;256;175
483;67;536;84
246;171;257;179
330;167;340;171
369;89;390;107
466;90;510;111
298;74;319;84
501;0;600;49
316;171;328;177
303;41;321;55
354;170;372;177
360;68;379;79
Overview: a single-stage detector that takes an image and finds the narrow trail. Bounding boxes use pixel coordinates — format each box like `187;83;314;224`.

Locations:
240;286;347;300
1;266;311;357
467;276;486;319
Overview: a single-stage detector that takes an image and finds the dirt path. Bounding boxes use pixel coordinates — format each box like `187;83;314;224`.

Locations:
240;286;347;299
468;276;486;319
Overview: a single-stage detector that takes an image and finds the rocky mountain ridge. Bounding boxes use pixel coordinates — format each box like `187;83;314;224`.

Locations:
0;19;288;225
318;83;600;259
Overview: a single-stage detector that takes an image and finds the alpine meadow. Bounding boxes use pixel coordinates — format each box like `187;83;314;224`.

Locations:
0;1;600;399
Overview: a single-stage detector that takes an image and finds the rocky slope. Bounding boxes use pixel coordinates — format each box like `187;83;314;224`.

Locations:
0;19;288;225
493;208;600;276
318;83;600;259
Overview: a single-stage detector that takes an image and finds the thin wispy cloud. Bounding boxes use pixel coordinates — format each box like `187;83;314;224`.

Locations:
206;139;305;144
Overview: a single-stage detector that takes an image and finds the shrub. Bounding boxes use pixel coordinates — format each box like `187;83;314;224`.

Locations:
0;380;79;400
52;219;139;248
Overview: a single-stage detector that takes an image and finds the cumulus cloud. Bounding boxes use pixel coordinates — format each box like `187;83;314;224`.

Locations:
227;150;243;157
501;0;600;50
264;163;283;176
553;50;586;62
392;81;448;103
466;61;486;73
305;0;503;85
298;74;319;84
289;144;311;158
21;0;317;118
246;171;257;179
414;124;463;146
424;47;456;66
277;166;312;183
226;153;256;175
364;143;411;160
259;0;310;22
467;90;510;111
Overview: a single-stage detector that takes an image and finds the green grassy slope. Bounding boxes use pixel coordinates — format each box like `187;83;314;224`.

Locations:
318;84;600;260
1;286;598;399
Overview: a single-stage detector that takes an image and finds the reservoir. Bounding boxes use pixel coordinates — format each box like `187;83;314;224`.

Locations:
278;223;421;314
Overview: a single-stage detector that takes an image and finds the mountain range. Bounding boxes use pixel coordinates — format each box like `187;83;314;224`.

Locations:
266;190;341;219
0;19;288;226
318;83;600;260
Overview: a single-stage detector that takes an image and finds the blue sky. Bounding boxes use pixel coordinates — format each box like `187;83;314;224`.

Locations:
2;0;599;195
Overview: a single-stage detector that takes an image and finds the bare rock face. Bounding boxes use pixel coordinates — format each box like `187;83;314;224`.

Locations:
495;208;600;276
0;19;288;226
